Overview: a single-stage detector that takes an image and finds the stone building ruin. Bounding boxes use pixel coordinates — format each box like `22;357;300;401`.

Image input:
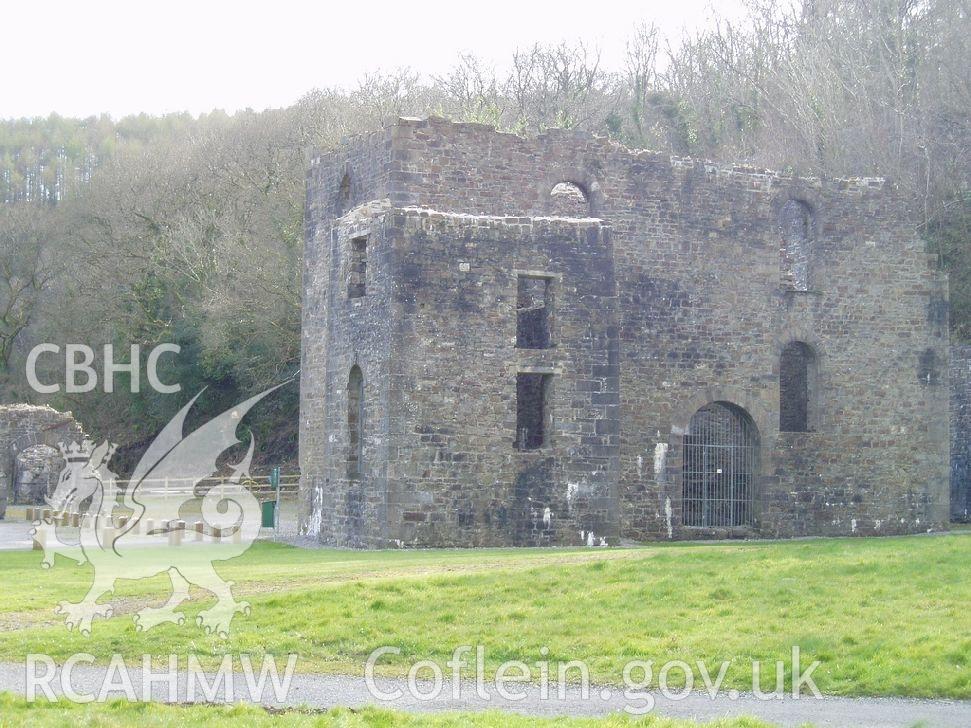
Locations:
0;404;83;518
299;117;951;547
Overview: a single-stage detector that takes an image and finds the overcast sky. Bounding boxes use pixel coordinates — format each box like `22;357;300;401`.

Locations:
3;0;747;120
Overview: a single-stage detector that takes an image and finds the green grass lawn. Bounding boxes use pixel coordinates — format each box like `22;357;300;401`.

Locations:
0;694;778;728
0;534;968;700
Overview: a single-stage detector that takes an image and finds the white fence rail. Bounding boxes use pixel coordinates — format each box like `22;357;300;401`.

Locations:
25;473;302;547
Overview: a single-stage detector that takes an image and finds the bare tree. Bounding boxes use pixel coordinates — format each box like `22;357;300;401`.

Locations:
0;204;57;375
507;41;612;133
434;54;505;126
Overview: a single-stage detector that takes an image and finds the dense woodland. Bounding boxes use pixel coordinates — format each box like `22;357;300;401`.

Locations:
0;0;967;467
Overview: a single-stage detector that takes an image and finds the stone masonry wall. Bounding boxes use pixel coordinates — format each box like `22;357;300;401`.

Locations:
300;201;396;547
0;404;84;518
14;444;62;504
382;210;619;547
951;344;971;521
299;129;395;542
300;117;951;546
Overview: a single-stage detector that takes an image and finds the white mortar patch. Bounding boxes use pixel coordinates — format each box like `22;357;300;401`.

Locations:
664;497;673;539
654;443;668;476
566;482;578;509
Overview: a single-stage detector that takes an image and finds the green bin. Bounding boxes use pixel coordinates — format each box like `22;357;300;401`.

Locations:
261;500;276;528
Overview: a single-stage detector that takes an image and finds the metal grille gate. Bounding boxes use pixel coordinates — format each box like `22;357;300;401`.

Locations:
682;402;758;527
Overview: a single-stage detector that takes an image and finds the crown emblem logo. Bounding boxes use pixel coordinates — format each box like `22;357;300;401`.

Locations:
58;440;96;462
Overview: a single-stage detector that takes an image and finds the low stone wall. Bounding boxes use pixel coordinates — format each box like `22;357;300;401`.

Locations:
951;345;971;521
15;444;62;504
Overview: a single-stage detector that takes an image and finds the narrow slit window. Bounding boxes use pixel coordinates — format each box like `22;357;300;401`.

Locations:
516;276;553;349
348;237;367;299
336;172;352;216
779;199;812;291
516;373;553;450
347;365;364;477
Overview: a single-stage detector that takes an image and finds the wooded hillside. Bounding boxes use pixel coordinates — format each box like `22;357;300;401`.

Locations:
0;0;967;466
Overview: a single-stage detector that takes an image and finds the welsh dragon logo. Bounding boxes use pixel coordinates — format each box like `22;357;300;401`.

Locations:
30;386;281;638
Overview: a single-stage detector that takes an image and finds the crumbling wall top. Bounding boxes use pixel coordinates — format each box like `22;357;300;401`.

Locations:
316;116;892;198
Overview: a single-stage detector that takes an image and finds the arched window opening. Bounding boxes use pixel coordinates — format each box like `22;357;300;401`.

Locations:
347;365;364;477
682;402;758;528
336;172;352;216
549;181;591;218
779;199;812;291
780;341;818;432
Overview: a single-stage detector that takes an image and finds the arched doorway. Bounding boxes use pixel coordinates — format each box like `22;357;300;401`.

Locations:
682;402;759;528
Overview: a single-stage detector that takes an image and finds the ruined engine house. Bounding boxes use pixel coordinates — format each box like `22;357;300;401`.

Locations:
299;117;950;547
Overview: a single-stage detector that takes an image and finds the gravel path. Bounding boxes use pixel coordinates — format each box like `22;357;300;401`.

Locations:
0;661;969;727
0;520;36;550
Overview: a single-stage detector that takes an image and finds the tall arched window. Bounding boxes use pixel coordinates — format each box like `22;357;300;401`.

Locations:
347;365;364;477
779;341;817;432
682;402;759;527
779;199;813;291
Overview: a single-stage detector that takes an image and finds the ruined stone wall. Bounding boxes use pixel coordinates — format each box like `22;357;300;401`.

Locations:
300;117;951;546
609;162;950;539
299;202;396;547
15;444;62;504
381;210;619;547
951;344;971;521
299;129;395;541
0;405;84;517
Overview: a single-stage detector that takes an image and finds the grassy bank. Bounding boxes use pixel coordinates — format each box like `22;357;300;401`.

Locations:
0;534;967;698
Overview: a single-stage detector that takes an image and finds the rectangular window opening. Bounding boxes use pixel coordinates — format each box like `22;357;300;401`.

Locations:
516;275;553;349
348;237;368;299
516;373;553;450
779;342;817;433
